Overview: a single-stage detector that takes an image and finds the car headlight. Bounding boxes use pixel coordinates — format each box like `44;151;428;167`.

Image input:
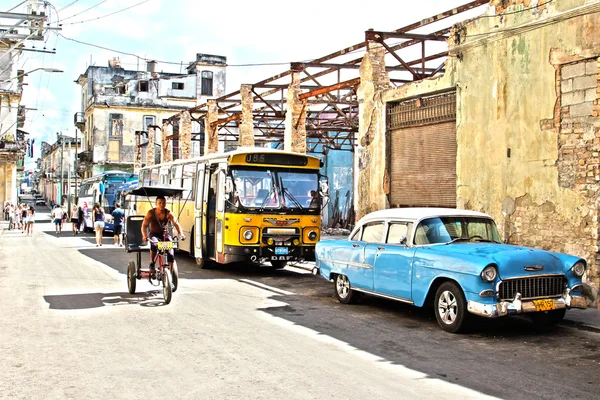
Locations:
571;261;586;277
243;229;254;241
480;265;498;282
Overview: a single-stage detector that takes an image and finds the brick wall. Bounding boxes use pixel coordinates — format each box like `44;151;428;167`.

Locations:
510;58;600;288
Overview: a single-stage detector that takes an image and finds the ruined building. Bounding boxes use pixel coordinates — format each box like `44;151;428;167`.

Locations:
74;54;226;178
356;0;600;289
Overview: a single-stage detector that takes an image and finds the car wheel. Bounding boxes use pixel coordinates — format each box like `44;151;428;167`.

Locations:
334;274;359;304
434;281;468;333
528;308;566;326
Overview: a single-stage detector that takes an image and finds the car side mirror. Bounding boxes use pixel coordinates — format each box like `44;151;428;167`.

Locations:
400;236;407;246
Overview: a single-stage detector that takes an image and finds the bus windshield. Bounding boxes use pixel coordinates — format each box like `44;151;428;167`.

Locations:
231;168;319;211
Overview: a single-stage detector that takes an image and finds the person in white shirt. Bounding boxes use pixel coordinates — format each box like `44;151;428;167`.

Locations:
51;205;64;235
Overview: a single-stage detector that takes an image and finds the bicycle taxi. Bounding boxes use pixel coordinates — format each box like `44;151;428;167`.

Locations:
123;185;184;305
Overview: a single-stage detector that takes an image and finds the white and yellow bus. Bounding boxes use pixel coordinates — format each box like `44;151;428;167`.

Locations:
135;148;327;268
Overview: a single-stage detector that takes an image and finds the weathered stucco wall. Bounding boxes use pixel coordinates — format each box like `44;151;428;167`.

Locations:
450;0;600;287
377;0;600;288
89;107;181;169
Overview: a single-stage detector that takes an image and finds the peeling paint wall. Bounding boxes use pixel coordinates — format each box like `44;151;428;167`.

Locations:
378;0;600;288
356;41;390;217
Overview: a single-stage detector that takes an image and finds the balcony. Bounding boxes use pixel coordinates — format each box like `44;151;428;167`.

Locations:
78;150;92;163
74;112;85;128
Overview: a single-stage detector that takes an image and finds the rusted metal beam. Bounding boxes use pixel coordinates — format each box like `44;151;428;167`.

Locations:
366;30;449;42
299;78;360;100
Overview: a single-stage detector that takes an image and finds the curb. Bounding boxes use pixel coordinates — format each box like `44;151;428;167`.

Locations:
559;318;600;333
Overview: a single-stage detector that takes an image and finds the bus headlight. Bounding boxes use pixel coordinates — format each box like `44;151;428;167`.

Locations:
267;238;274;245
308;230;317;241
293;239;300;245
240;226;259;244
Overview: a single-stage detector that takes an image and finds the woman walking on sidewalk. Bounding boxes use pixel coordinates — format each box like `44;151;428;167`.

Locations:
92;202;105;247
25;206;35;236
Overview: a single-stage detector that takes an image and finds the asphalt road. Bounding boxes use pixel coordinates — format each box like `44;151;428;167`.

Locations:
0;205;599;399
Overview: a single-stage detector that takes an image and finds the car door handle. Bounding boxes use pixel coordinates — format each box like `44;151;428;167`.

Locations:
352;244;360;248
378;247;385;251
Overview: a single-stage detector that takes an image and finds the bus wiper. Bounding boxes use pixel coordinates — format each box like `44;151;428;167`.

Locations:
283;187;304;210
258;187;274;212
279;176;304;210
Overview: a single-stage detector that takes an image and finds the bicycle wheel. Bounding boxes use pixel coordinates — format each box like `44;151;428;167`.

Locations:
171;261;179;292
162;268;172;305
127;261;136;294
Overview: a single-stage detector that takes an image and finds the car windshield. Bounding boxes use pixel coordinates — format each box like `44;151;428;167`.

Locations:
231;168;318;211
414;216;501;245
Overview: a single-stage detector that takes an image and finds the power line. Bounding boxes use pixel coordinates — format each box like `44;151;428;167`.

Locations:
55;32;312;68
58;0;80;12
58;0;108;23
60;0;151;26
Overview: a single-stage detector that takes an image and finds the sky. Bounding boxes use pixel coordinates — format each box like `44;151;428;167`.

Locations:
5;0;487;169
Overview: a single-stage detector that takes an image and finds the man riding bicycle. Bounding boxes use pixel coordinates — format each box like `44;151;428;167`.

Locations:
141;195;185;274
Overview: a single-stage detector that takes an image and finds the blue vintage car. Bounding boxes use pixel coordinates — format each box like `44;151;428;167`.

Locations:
315;208;595;333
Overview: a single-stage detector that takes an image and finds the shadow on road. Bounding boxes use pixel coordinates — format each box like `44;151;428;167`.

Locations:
43;290;168;309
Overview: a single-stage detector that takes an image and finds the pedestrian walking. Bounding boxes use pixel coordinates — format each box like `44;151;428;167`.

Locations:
92;202;105;247
7;204;15;230
20;204;27;232
76;206;84;235
111;203;125;246
70;205;79;235
25;206;35;236
52;204;64;235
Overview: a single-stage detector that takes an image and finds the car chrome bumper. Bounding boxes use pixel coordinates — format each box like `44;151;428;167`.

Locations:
467;284;595;318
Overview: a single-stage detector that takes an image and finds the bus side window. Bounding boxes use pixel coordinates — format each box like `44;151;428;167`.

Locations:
182;163;196;200
150;168;159;186
171;165;183;188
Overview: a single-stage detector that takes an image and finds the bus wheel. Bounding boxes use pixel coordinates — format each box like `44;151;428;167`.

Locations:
195;257;208;269
270;261;287;270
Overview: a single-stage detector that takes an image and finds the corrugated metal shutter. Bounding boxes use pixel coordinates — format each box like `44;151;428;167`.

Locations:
389;121;456;208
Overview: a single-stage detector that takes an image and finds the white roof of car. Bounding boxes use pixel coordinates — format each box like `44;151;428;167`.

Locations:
357;207;492;225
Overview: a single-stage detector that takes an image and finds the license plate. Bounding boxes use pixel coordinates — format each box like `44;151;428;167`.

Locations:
157;241;173;251
275;247;288;255
532;299;555;312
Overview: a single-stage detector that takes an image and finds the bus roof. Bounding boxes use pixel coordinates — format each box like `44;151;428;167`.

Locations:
138;147;321;170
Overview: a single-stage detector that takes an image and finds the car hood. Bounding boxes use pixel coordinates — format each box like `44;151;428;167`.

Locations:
428;243;566;277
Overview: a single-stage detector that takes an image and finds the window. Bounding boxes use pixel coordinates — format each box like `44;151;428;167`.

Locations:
150;168;159;186
109;114;123;139
362;222;385;243
182;163;196;200
170;165;183;188
172;137;179;160
143;115;155;132
172;82;184;90
138;80;148;92
386;222;411;244
108;140;120;161
201;71;213;96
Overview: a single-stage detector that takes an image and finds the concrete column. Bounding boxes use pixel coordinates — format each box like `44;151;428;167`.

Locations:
355;40;390;219
180;111;192;159
239;84;255;147
283;71;307;153
147;127;155;166
161;122;172;163
134;131;142;172
205;100;219;155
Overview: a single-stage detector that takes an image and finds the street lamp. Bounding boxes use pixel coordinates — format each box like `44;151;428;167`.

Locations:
0;67;63;83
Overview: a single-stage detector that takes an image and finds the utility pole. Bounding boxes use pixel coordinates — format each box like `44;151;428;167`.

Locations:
74;128;78;199
59;133;64;206
67;141;72;216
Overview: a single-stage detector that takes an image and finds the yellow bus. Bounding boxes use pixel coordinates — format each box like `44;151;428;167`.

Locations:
136;148;327;268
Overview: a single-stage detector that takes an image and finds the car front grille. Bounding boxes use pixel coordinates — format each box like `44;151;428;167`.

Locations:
498;275;565;301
